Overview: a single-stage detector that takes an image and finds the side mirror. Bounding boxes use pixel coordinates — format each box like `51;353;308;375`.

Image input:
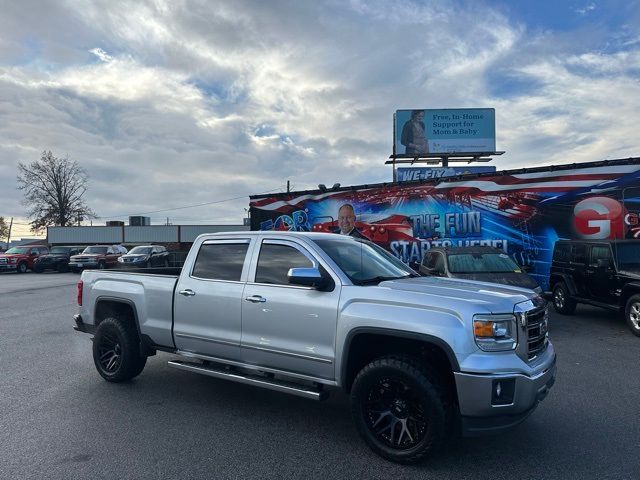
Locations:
288;267;327;289
520;265;532;273
595;258;611;269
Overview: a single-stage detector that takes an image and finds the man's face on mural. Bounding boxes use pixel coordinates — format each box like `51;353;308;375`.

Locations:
338;205;356;234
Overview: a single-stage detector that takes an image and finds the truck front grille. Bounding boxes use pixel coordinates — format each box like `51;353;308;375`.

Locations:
526;306;549;360
0;258;6;265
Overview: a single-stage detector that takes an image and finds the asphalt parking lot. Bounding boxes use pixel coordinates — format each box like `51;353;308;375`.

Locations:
1;272;639;479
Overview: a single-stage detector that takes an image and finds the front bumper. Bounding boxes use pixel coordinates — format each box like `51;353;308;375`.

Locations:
455;353;557;436
0;264;17;271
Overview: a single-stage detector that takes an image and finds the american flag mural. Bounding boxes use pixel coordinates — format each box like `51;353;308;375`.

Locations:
250;158;640;290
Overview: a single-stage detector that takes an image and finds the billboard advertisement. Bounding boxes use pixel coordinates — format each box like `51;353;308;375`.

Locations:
397;166;496;182
394;108;496;156
250;160;640;290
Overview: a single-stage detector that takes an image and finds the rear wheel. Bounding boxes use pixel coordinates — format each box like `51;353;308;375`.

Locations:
624;295;640;337
92;317;147;382
350;355;450;464
553;282;576;314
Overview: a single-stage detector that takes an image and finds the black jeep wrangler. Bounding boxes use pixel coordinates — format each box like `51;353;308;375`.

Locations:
549;240;640;336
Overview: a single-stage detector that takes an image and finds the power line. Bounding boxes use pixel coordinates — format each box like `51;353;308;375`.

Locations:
94;185;286;220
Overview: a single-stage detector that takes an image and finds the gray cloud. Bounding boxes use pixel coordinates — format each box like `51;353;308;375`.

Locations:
0;0;639;235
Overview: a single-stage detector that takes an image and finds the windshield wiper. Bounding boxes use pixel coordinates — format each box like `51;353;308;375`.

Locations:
354;275;411;285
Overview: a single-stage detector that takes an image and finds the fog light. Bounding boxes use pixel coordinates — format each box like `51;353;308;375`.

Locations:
492;378;515;406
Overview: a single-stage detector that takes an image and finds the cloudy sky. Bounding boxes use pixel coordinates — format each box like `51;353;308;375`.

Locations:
1;0;639;238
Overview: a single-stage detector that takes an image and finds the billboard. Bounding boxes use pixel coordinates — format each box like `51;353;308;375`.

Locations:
397;166;496;182
250;159;640;291
394;108;496;156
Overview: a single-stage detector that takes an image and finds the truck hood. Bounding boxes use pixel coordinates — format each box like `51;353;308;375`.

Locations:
71;254;101;259
0;254;25;259
377;276;538;314
618;269;640;280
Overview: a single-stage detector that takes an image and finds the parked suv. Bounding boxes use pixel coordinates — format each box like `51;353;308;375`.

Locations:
117;245;169;268
33;246;85;273
418;246;542;294
549;240;640;336
0;245;49;273
69;245;126;272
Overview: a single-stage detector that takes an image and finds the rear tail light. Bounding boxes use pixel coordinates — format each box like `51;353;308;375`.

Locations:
77;280;83;306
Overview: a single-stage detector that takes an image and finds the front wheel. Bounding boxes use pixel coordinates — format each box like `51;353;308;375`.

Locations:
350;355;449;464
625;295;640;337
92;317;147;382
17;262;28;274
553;282;576;314
97;261;106;270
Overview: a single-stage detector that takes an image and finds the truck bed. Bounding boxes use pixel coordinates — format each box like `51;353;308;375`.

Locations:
80;268;181;348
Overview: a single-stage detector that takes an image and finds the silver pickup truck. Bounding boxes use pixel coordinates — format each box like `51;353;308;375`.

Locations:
74;231;556;463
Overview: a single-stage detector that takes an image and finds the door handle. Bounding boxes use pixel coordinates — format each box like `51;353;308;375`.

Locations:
245;295;266;303
179;289;196;297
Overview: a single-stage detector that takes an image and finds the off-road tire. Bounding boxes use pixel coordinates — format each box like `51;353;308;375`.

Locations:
71;267;80;273
17;262;28;274
553;282;576;315
624;294;640;337
33;264;44;273
56;262;68;273
351;355;450;464
92;317;146;382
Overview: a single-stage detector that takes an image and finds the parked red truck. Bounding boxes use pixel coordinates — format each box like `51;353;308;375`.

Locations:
0;245;50;273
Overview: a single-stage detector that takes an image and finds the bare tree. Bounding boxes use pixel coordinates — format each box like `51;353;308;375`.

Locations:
0;217;8;241
17;151;96;231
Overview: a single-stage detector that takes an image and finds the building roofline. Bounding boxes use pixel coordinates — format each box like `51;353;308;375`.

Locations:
250;156;640;200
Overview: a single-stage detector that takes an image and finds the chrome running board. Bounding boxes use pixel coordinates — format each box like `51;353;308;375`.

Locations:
167;360;328;401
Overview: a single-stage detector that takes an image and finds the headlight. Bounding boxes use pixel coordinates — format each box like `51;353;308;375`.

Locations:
117;257;124;262
9;258;17;264
473;313;518;351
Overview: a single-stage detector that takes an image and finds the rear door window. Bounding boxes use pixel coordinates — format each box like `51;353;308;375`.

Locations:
571;244;587;264
192;242;250;281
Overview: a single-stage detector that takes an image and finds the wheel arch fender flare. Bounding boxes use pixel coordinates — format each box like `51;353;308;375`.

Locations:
94;296;155;356
339;327;460;392
551;273;577;296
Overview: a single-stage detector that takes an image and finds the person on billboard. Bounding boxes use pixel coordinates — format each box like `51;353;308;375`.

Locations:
337;204;366;239
400;110;428;155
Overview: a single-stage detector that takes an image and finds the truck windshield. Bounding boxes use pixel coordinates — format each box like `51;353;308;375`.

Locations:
447;253;520;273
614;243;640;269
5;247;28;254
313;238;415;285
83;246;108;254
50;247;70;254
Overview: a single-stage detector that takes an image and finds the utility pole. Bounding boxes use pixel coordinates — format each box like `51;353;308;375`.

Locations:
7;217;13;248
287;180;290;193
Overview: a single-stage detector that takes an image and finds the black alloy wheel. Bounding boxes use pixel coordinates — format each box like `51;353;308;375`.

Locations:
92;317;147;382
97;331;122;374
351;355;449;464
364;377;428;449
